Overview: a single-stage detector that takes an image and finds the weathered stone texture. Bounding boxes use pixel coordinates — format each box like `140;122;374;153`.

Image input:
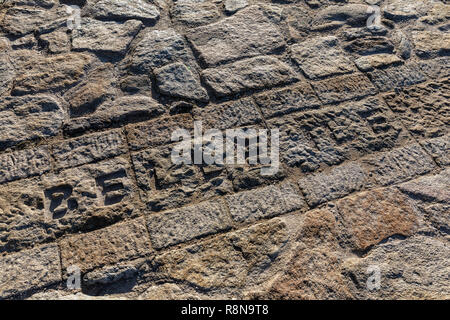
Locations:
368;63;426;92
1;0;449;301
60;218;149;272
225;182;306;223
131;29;197;73
0;243;61;298
202;56;296;97
52;130;126;169
383;79;450;138
0;95;64;150
146;200;231;249
291;36;355;79
420;135;450;166
254;82;320;118
270;97;409;171
187;6;285;66
152;218;290;290
193;98;262;130
171;0;220;27
126;114;193;151
336;188;419;251
0;147;51;184
363;144;436;187
72;19;142;55
298;162;367;207
0;157;138;253
64;95;165;135
311;73;377;104
11;50;92;95
89;0;160;23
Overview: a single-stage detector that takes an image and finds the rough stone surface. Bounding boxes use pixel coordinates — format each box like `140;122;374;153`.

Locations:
11;50;92;95
0;147;51;184
187;6;285;66
59;218;149;272
0;54;14;96
89;0;160;23
1;0;449;300
72;19;142;55
225;182;306;223
342;235;450;299
171;0;220;27
368;63;426;92
291;36;355;79
52;130;126;169
0;157;138;253
298;162;367;207
0;95;65;150
311;73;377;104
270;97;409;171
0;243;61;299
383;78;450;139
131;29;197;73
193;98;262;130
146;200;231;249
202;56;296;97
155;63;209;102
254;82;320;118
64;95;165;135
336;187;419;251
363;144;436;187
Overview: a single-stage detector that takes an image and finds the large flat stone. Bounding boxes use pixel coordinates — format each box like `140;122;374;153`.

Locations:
202;56;296;97
363;144;436;187
146;200;232;249
152;218;290;290
0;147;51;185
254;82;320;118
0;95;64;150
298;162;367;207
336;187;419;251
0;243;61;298
311;73;377;104
291;36;356;79
225;182;306;223
11;50;92;95
59;218;149;272
342;235;450;299
187;6;285;66
52;129;127;170
0;157;138;253
72;19;142;55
